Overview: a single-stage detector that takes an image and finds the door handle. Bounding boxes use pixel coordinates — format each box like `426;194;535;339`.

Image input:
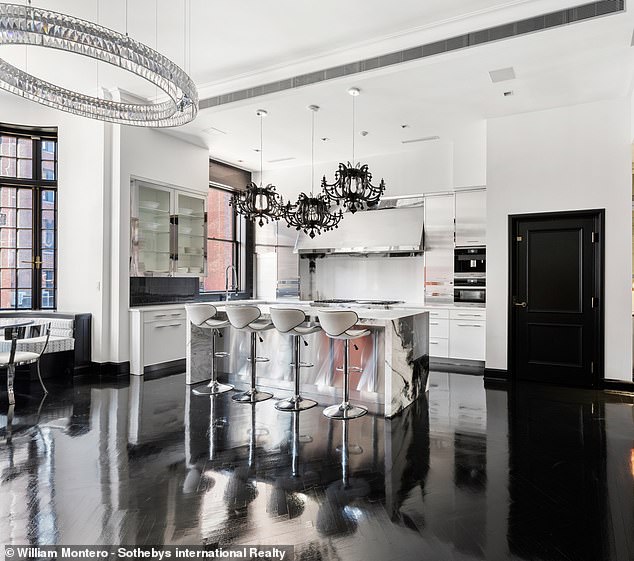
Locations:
513;301;527;308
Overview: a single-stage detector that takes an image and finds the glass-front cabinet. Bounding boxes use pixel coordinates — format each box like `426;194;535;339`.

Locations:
130;179;207;277
175;192;206;275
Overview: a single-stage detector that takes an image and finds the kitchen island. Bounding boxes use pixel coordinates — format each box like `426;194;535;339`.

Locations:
186;302;429;418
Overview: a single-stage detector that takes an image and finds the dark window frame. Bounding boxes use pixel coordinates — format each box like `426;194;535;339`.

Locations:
201;182;249;295
0;124;58;310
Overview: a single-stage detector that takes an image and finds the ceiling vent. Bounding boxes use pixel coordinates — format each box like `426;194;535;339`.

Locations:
489;67;516;82
200;1;624;109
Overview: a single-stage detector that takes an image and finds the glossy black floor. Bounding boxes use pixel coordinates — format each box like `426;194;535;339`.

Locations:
1;371;633;561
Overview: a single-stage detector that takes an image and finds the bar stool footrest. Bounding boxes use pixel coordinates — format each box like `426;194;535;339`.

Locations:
192;381;234;396
231;389;273;403
247;356;269;363
275;396;318;412
323;402;367;420
214;352;230;358
335;366;362;373
290;361;314;368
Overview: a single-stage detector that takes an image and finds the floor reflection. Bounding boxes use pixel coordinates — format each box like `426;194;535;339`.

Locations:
0;372;632;560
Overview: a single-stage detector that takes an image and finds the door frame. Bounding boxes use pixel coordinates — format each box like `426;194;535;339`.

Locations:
507;209;605;387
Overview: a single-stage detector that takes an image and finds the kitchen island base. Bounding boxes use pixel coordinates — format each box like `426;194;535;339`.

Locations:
186;306;429;418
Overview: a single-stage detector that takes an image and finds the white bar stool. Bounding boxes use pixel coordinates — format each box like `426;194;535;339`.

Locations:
185;304;233;396
317;310;369;420
225;305;274;403
270;307;320;412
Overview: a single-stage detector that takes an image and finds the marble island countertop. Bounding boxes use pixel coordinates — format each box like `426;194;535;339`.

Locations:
216;300;429;323
131;299;484;316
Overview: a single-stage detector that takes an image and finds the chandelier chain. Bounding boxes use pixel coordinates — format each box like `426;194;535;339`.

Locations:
125;0;128;36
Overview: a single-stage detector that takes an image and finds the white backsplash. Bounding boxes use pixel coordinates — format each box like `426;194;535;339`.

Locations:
300;255;425;302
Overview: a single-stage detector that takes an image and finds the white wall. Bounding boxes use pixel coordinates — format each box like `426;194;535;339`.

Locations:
257;123;486;302
0;94;108;360
487;98;632;382
259;120;487;200
109;126;209;363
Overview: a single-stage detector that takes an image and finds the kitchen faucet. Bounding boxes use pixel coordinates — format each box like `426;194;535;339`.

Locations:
225;265;238;301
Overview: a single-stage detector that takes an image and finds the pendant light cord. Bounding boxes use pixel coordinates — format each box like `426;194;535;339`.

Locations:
125;0;128;36
351;93;356;165
183;0;186;71
311;109;315;196
25;0;31;73
260;113;264;184
183;0;191;75
155;0;158;98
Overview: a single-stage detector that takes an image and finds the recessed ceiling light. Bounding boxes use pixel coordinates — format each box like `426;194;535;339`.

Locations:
360;131;369;137
253;148;261;152
237;159;244;163
401;124;410;129
503;90;514;97
267;157;296;163
321;137;330;142
401;136;440;144
489;67;516;83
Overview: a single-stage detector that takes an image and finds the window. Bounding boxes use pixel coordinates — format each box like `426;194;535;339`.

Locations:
202;185;240;292
0;125;57;310
203;160;253;295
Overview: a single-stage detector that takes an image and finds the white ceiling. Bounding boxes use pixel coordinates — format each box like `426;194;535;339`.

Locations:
0;0;633;170
175;7;634;170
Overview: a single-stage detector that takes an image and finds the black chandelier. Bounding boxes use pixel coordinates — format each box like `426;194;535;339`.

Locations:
230;110;284;227
322;88;386;214
283;105;343;238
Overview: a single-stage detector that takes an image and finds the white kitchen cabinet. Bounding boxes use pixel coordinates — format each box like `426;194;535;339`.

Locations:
424;194;454;304
455;189;486;247
449;308;486;321
449;319;486;360
429;318;449;339
130;305;187;375
424;306;486;361
429;337;449;358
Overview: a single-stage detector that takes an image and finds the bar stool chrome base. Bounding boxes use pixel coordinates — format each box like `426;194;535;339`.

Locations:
275;395;318;412
192;380;234;396
323;402;368;420
232;388;273;403
336;366;362;373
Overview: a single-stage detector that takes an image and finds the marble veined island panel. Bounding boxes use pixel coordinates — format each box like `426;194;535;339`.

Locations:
186;302;429;418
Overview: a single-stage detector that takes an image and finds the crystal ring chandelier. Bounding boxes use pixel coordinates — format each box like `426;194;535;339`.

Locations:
0;3;198;127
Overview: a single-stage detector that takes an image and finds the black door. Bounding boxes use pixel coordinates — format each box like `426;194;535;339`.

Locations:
509;210;603;387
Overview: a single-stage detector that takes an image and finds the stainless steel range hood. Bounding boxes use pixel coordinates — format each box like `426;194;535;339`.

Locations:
294;195;424;255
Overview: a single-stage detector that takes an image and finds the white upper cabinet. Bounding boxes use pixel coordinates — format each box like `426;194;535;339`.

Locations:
455;189;486;247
